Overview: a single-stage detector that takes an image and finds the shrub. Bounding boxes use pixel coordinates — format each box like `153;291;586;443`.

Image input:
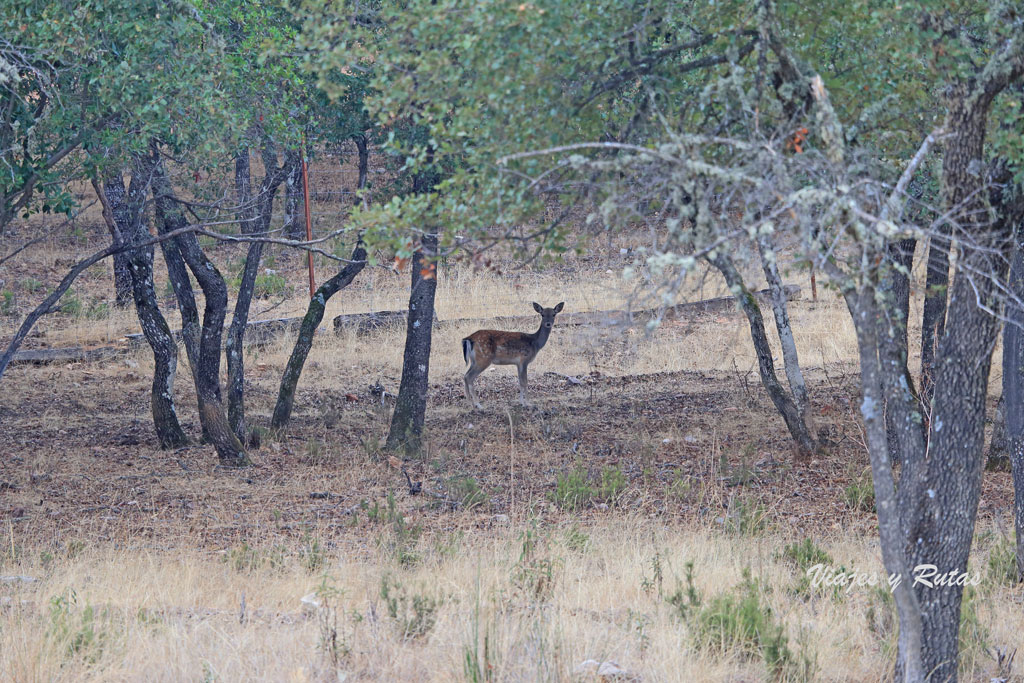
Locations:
379;573;440;639
692;570;795;678
448;476;488;509
549;465;594;511
844;469;875;512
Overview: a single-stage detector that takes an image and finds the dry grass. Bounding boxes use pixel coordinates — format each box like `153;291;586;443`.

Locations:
2;520;1022;682
2;219;1020;682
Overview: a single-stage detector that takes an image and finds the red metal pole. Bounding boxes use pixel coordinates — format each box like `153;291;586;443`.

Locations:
301;148;315;298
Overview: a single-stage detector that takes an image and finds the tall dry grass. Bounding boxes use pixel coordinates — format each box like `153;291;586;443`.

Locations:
2;519;1021;682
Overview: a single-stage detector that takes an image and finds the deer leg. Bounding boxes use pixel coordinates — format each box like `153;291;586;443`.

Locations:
517;363;529;405
464;366;484;410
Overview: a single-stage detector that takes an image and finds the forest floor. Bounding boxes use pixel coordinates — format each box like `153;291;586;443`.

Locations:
1;220;1022;681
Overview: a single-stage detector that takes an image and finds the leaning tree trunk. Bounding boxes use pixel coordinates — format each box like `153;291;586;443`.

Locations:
756;234;811;422
151;150;249;466
386;231;439;455
225;144;290;439
272;241;368;429
710;252;817;458
97;172;188;448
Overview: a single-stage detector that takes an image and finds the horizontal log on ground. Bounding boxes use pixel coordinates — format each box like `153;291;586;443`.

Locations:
9;285;798;366
8;346;126;365
332;285;800;333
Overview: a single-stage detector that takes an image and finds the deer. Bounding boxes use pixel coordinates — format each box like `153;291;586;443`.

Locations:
462;302;565;409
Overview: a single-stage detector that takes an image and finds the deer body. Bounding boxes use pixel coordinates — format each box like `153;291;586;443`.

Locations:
462;302;564;409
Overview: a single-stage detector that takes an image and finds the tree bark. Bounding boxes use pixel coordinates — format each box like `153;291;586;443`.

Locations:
1004;244;1024;581
100;172;188;448
756;234;811;421
386;231;438;455
353;134;370;206
272;241;367;429
226;144;290;439
907;89;1016;682
919;231;949;413
710;252;817;458
283;148;304;240
151;149;249;466
882;239;919;467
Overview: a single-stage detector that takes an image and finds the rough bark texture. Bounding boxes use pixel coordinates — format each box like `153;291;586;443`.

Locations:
283;148;304;240
881;239;919;467
919;231;949;411
907;87;1016;682
226;145;290;439
151;150;248;466
386;231;439;455
102;172;188;448
353;134;369;206
846;287;926;681
1005;242;1024;581
711;252;817;458
271;242;368;429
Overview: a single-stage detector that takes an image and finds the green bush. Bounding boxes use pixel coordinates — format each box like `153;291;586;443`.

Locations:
549;465;594;511
254;271;288;298
0;289;14;315
844;469;875;512
692;570;795;678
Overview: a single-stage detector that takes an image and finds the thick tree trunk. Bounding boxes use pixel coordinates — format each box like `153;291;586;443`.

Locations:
907;94;1015;683
226;145;289;439
386;231;438;455
1005;245;1024;581
93;175;133;307
846;288;926;682
711;252;817;458
151;151;249;466
101;172;187;448
1002;212;1024;581
882;239;919;467
272;241;367;429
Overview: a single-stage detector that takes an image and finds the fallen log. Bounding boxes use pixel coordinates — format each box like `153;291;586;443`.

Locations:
8;285;799;366
8;346;125;365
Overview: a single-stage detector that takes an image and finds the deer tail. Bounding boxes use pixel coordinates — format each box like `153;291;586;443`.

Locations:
462;338;473;366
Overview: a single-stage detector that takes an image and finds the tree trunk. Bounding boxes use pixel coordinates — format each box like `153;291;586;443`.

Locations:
101;172;187;448
386;231;438;455
907;93;1014;683
846;288;926;681
353;134;369;207
151;150;249;466
710;252;817;458
272;241;367;429
1005;244;1024;581
226;145;291;438
283;148;304;240
756;234;810;421
882;239;918;467
919;230;949;412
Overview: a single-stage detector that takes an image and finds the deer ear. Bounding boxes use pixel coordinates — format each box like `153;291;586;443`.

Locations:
554;302;564;313
532;302;543;313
